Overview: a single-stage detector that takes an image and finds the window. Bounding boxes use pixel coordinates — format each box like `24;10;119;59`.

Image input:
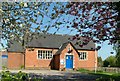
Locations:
38;50;53;59
79;52;87;60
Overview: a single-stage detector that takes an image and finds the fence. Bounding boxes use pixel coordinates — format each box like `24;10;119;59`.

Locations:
97;67;120;73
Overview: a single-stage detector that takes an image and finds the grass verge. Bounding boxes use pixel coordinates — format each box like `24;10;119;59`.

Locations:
78;68;120;81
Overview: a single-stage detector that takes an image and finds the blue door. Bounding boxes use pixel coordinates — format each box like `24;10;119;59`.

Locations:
66;55;73;69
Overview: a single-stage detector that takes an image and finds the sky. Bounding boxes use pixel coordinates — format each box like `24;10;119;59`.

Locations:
0;2;117;61
97;41;116;60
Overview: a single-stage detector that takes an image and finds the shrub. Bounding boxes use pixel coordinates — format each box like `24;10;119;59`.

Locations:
20;65;25;70
2;66;7;70
1;71;29;81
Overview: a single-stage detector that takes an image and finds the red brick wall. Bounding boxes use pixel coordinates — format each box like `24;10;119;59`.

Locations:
59;43;97;70
77;50;97;70
7;52;24;69
8;45;97;70
25;48;58;69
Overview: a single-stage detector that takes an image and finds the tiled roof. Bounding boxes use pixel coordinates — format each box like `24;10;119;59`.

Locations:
7;34;95;52
7;41;24;52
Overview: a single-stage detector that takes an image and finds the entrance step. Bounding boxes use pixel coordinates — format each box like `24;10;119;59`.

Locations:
66;69;73;71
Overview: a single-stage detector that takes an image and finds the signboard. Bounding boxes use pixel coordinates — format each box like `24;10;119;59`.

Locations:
2;55;8;59
60;59;64;65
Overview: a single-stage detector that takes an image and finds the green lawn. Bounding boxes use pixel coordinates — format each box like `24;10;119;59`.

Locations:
78;68;120;81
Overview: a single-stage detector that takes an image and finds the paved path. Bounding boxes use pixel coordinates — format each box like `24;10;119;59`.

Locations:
0;70;100;81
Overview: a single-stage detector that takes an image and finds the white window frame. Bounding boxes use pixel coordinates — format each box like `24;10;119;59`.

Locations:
78;52;88;60
37;50;53;60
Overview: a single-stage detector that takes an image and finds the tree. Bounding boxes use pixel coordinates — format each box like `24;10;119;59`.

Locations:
1;2;68;49
66;2;120;66
65;2;120;45
116;51;120;67
97;56;103;67
114;41;120;67
103;56;116;67
110;2;120;67
103;60;110;67
1;2;69;68
1;2;120;49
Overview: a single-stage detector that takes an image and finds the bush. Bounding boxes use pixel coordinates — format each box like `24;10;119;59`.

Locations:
0;70;42;81
2;66;7;70
1;71;29;81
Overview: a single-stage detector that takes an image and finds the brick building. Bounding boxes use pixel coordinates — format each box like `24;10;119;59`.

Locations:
7;34;97;70
0;49;8;69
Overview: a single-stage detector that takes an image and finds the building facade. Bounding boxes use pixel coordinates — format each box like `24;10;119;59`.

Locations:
0;49;8;70
7;34;97;70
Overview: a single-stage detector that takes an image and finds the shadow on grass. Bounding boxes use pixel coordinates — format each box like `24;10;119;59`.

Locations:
77;68;120;81
89;72;120;81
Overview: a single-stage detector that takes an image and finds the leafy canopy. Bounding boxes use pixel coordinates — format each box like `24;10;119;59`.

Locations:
1;2;120;49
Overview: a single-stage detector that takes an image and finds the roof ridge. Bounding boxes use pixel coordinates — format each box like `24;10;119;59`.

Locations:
36;33;73;37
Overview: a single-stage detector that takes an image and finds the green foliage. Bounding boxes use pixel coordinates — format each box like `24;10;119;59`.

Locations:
77;68;120;81
113;40;120;67
1;2;120;49
1;71;29;81
1;2;67;48
97;56;103;67
103;60;110;67
116;50;120;67
113;2;120;67
2;66;7;70
0;70;42;81
103;56;116;67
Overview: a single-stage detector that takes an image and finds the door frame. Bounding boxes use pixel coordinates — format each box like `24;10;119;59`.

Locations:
65;54;73;69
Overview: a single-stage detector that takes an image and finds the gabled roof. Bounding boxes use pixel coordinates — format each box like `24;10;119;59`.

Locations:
55;42;80;55
55;42;69;55
7;34;95;52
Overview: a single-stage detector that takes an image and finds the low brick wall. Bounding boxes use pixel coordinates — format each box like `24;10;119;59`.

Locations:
97;67;120;73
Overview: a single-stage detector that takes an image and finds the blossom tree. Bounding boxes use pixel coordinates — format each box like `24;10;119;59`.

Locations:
1;2;120;49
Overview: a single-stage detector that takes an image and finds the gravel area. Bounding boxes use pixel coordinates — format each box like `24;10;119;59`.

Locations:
0;70;100;81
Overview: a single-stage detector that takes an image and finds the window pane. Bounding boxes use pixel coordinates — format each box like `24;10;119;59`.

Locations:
79;52;87;60
43;54;45;59
38;54;42;59
50;51;52;54
44;51;45;54
46;53;47;59
84;53;86;59
46;51;48;59
38;50;53;59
